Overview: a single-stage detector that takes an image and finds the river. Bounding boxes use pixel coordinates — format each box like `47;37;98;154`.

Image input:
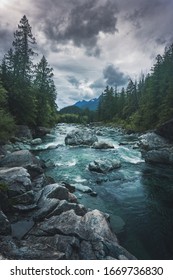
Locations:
35;123;173;260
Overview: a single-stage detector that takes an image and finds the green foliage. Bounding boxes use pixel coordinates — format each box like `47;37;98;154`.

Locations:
34;56;57;127
0;15;58;130
0;81;16;142
98;43;173;131
57;113;89;124
0;182;8;192
0;109;16;142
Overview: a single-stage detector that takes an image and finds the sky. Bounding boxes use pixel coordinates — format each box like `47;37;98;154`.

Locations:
0;0;173;108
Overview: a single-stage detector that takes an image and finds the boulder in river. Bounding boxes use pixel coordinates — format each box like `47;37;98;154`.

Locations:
31;138;42;145
89;159;121;173
138;132;169;151
65;129;98;146
92;141;114;149
0;167;31;194
144;148;173;165
0;150;40;168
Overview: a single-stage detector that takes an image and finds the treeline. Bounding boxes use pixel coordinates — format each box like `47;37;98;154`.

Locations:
0;15;57;141
58;106;96;124
98;44;173;131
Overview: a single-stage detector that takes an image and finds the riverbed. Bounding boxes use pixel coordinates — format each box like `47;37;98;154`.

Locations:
35;123;173;260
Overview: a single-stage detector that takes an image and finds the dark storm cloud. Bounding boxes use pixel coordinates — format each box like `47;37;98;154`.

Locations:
67;76;80;88
124;0;173;47
38;0;118;56
103;65;128;87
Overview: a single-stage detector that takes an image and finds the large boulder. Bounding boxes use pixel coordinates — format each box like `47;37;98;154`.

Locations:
156;119;173;141
138;132;169;151
0;150;40;168
144;149;173;165
65;129;98;146
92;141;114;149
89;159;121;173
0;167;34;210
27;209;136;260
0;167;31;194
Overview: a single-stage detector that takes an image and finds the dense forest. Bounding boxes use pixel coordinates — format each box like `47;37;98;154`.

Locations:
59;44;173;131
97;45;173;131
1;15;173;142
0;15;57;141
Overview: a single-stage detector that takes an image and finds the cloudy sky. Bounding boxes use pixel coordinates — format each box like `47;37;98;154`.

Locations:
0;0;173;108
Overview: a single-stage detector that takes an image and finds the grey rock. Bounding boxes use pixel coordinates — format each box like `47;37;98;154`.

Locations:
89;159;121;173
0;167;31;194
0;150;40;168
79;241;96;259
144;149;173;164
65;129;98;146
138;132;169;151
11;190;35;206
11;219;35;239
0;210;11;235
68;192;78;203
31;138;42;145
74;183;92;193
41;184;69;201
39;209;118;243
46;200;87;218
0;236;65;260
12;204;38;212
92;141;114;149
33;199;60;221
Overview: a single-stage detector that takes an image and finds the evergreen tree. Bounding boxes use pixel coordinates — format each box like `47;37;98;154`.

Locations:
34;56;57;126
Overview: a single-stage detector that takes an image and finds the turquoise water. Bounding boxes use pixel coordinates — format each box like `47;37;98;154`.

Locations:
37;124;173;260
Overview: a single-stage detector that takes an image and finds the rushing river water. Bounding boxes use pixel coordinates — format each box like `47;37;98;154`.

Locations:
36;123;173;260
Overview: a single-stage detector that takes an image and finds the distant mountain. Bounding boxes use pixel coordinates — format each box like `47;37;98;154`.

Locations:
74;98;99;111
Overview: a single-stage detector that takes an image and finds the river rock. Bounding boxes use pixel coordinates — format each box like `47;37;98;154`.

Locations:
0;167;31;193
92;141;114;149
138;132;169;151
11;219;35;239
156;119;173;141
41;183;69;201
74;183;93;193
31;138;42;145
0;210;11;235
0;150;40;168
65;129;98;146
89;159;121;173
46;200;87;218
144;149;173;164
11;190;35;205
33;198;60;221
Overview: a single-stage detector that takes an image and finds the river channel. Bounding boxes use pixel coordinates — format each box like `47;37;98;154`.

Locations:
35;123;173;260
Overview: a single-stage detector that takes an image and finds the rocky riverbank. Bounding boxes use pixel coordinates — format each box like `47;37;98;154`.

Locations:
0;125;136;260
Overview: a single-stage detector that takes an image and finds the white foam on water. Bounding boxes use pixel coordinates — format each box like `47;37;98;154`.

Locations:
66;159;77;166
74;175;87;183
